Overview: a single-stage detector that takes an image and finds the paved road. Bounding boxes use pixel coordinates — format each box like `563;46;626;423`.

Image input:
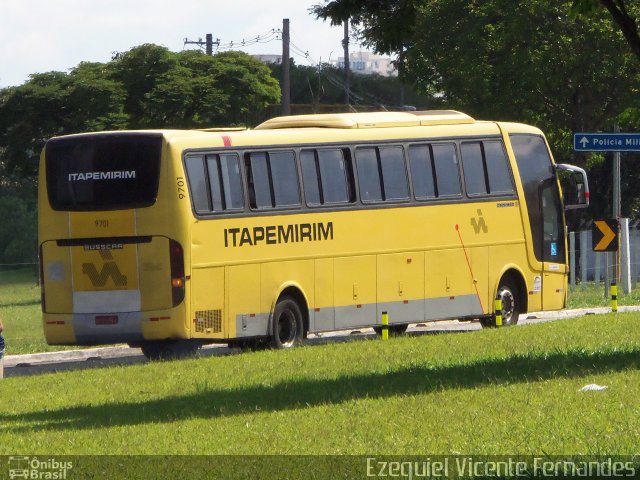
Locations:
3;306;637;378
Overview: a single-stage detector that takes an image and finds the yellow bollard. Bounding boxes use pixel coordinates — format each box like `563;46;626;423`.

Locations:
494;298;503;327
381;311;389;341
611;283;618;313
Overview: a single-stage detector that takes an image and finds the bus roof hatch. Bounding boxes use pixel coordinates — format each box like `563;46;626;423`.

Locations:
254;110;474;130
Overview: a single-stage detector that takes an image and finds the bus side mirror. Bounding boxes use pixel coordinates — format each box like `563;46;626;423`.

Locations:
555;164;589;210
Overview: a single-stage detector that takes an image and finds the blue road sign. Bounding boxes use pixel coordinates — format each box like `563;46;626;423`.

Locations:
574;133;640;152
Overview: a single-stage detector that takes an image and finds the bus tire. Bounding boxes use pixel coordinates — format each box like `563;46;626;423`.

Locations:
271;296;304;349
140;339;200;361
481;276;521;328
373;324;409;336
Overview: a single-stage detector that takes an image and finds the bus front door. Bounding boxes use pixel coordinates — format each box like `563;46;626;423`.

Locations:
540;180;567;310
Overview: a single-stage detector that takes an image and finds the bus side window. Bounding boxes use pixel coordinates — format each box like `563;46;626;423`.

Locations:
270;151;300;207
300;150;322;206
248;152;272;209
355;147;383;203
318;149;350;204
461;142;488;195
483;141;514;194
185;153;245;214
185;155;212;213
205;153;244;211
341;148;357;203
355;146;408;203
432;143;462;197
245;151;300;209
244;158;257;209
379;146;409;201
409;144;437;200
302;148;355;207
461;141;515;197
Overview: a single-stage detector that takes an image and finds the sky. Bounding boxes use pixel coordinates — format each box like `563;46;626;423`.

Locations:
0;0;365;88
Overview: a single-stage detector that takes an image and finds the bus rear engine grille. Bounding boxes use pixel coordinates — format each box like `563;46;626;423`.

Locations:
194;310;222;333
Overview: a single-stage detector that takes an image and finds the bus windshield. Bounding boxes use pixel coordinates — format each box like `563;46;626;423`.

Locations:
45;133;162;211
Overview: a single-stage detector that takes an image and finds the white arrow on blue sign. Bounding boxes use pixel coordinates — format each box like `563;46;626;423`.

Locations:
574;133;640;152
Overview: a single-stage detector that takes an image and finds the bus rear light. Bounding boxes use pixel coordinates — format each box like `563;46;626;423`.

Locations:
169;239;185;307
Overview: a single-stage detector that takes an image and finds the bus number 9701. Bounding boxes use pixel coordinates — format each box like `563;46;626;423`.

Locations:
176;177;186;200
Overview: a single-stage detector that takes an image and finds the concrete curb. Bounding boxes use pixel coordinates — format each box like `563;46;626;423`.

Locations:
3;306;639;368
3;345;142;368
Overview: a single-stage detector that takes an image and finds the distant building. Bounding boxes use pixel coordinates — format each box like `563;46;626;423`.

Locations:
332;52;397;77
252;54;282;65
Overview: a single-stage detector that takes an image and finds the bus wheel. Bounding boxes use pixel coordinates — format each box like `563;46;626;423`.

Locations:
271;297;304;349
481;277;521;328
140;339;200;361
373;324;409;336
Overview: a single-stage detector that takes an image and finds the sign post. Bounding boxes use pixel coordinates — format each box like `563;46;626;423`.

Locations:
574;130;640;296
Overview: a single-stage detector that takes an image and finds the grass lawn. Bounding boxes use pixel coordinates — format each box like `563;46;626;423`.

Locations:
568;281;640;309
0;314;638;462
0;266;50;355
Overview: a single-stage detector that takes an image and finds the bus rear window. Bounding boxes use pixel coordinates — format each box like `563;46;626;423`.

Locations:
45;134;162;211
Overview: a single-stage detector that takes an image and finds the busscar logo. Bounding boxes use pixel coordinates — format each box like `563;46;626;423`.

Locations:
8;457;73;479
67;170;136;181
82;249;127;287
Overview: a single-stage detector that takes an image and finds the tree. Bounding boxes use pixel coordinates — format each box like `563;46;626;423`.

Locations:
572;0;640;60
110;44;177;128
313;1;640;154
210;51;281;125
108;46;280;128
0;185;37;264
267;61;434;112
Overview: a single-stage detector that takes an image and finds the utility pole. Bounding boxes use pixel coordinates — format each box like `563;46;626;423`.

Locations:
342;19;350;106
206;34;214;56
281;18;291;116
183;34;219;55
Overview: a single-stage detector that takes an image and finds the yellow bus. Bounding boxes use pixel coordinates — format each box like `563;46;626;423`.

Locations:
38;111;588;359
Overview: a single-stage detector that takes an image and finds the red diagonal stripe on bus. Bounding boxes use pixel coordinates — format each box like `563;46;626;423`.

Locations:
222;135;232;147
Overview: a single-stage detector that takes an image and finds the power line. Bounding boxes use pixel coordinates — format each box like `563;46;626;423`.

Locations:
182;25;392;108
184;28;282;55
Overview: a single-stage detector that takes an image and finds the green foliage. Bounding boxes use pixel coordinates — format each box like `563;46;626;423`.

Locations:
571;1;640;58
210;51;281;125
269;61;433;109
0;184;37;265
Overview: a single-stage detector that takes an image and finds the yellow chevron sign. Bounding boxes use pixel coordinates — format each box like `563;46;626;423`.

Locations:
592;219;618;252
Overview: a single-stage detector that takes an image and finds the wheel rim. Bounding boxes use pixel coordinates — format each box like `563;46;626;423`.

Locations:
276;309;297;347
498;288;515;324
